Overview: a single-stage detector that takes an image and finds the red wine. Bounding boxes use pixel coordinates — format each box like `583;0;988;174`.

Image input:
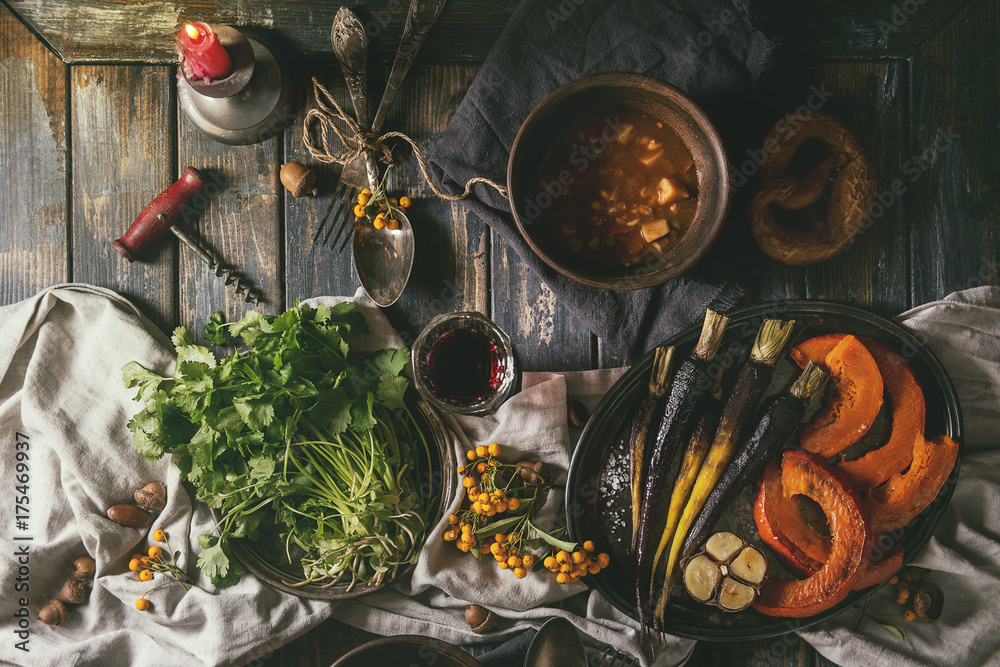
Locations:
427;328;505;405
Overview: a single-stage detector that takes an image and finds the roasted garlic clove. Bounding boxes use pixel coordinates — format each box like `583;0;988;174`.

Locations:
729;544;768;586
705;531;745;563
682;554;721;603
717;577;757;612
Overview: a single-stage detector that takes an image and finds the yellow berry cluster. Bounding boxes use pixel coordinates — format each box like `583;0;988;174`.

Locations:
353;186;411;231
130;528;189;611
444;442;608;584
541;540;611;584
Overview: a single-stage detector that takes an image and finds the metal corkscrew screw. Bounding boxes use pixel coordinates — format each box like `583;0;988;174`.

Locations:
112;167;259;305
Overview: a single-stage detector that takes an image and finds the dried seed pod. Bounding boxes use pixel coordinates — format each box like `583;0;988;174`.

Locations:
680;531;768;612
58;578;90;604
38;599;68;626
280;162;318;198
464;604;495;634
71;555;96;579
517;460;545;485
567;399;589;428
134;482;166;511
106;504;152;528
911;583;944;622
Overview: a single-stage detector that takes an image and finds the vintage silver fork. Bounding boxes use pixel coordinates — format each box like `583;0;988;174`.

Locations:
314;0;450;252
598;646;638;666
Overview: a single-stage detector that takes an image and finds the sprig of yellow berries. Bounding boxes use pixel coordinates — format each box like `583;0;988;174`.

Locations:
443;442;610;584
352;166;411;231
129;529;190;611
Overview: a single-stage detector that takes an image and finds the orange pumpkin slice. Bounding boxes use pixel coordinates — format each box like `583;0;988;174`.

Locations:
866;434;959;534
851;545;904;591
792;334;883;459
793;335;926;489
754;462;832;577
753;450;869;618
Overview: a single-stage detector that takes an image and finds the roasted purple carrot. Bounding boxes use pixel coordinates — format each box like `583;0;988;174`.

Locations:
630;346;677;554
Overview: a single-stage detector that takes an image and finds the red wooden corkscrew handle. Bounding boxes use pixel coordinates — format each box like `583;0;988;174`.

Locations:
113;167;207;262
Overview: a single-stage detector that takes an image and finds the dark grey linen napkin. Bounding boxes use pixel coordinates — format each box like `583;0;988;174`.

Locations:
430;0;771;361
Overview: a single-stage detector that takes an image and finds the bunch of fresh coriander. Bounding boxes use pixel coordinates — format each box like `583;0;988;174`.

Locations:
123;303;433;590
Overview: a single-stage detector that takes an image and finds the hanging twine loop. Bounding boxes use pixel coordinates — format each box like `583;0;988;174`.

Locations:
303;78;508;201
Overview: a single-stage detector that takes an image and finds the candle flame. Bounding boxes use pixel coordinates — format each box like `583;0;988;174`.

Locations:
184;24;201;39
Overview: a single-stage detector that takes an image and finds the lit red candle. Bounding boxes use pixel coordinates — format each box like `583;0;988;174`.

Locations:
176;22;234;81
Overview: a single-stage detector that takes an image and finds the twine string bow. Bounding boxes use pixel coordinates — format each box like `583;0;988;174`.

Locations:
303;78;507;201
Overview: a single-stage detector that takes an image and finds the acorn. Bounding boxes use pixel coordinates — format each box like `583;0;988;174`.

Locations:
280;162;318;198
134;482;166;512
517;460;545;485
107;504;152;528
38;599;68;626
465;604;495;634
72;555;96;579
58;578;90;605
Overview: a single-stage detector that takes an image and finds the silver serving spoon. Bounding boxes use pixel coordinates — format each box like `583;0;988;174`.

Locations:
331;1;449;307
523;617;588;667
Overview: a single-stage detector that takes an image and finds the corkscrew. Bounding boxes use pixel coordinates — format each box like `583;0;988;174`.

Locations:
113;167;259;305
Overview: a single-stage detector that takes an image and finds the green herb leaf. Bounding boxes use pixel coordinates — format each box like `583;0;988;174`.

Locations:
528;521;577;553
377;375;409;411
870;617;906;641
474;515;523;536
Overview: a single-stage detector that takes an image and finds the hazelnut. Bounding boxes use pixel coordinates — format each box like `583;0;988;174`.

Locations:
107;504;152;528
134;482;166;512
465;604;495;634
38;599;68;626
567;399;589;428
912;583;944;622
72;555;96;579
58;578;90;605
280;162;318;198
517;460;546;485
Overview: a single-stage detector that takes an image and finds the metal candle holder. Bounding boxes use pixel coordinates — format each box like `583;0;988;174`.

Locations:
177;25;294;145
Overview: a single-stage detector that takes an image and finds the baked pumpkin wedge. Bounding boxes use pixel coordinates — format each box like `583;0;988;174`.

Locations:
754;462;831;577
866;434;959;534
791;334;883;459
839;340;925;489
753;450;869;618
851;545;904;591
793;335;926;489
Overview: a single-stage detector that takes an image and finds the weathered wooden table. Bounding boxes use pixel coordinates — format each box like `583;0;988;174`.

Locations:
2;0;996;664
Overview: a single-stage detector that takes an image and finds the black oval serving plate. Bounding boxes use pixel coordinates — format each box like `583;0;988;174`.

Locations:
565;301;962;641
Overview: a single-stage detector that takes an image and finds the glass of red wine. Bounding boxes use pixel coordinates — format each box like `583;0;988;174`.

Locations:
412;312;517;415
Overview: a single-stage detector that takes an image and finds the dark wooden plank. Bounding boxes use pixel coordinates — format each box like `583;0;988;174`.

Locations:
802;60;911;315
0;5;68;302
491;234;595;372
5;0;512;65
910;0;1000;304
754;0;968;59
70;64;177;330
282;64;358;303
283;63;489;348
176;107;282;337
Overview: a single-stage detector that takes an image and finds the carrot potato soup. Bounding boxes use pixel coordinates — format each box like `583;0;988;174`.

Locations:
536;110;698;268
